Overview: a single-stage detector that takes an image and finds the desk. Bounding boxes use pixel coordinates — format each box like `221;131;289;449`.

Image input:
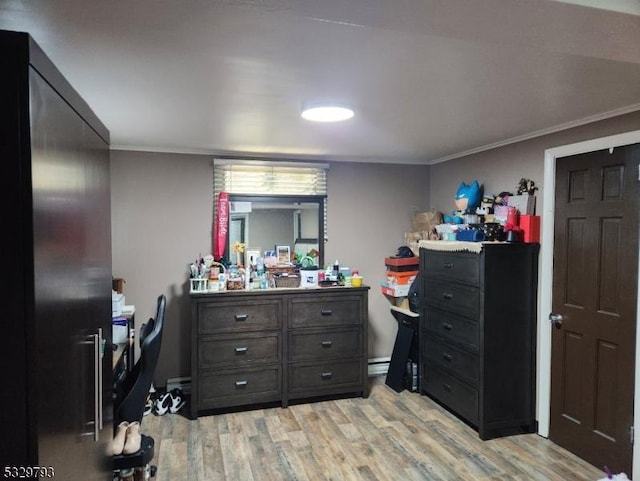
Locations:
385;306;420;393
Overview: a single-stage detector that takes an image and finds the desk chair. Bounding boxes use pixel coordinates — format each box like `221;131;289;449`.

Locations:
113;294;165;480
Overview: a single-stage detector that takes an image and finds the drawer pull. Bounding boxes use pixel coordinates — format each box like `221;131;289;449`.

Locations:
235;380;248;388
443;263;454;269
321;372;333;379
442;293;454;300
235;314;248;322
320;340;333;348
443;383;452;392
443;353;453;362
320;309;333;316
442;322;453;331
234;347;248;354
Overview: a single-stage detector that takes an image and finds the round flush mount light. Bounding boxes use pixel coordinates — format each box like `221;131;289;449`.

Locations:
301;104;354;122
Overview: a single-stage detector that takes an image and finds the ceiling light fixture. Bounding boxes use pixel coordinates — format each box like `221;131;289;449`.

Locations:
301;104;354;122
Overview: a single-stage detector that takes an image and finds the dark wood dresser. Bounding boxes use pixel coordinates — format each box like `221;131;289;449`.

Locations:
190;287;369;419
419;242;539;440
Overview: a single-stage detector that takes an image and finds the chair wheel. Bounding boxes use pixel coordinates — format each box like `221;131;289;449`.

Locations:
150;465;157;478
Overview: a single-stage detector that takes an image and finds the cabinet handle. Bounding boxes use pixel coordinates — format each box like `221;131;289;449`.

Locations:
321;372;333;379
442;293;454;300
234;347;248;354
320;341;333;347
443;353;453;362
443;383;452;392
442;322;453;331
235;380;248;387
320;309;332;316
235;314;248;321
443;263;454;269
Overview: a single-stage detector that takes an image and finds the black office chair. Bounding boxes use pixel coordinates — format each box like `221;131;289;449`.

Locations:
113;294;165;480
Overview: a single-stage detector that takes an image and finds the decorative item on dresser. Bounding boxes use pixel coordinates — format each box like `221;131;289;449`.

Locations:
190;287;369;419
418;240;539;440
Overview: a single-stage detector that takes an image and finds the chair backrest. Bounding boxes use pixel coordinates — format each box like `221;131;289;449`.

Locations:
115;294;166;424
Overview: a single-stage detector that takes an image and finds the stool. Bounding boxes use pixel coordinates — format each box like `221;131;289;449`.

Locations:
113;434;156;480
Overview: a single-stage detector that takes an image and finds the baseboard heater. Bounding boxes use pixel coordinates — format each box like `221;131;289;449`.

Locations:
166;376;192;395
368;357;390;377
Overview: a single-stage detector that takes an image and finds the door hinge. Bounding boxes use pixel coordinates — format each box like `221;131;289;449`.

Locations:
630;425;634;444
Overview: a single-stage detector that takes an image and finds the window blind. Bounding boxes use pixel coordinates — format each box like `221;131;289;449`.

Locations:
213;159;329;240
213;159;328;195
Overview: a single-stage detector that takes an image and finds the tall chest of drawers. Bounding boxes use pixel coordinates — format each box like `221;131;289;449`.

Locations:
419;243;539;440
190;287;369;419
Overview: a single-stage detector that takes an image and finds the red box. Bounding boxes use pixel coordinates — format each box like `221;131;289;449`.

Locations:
384;256;419;268
386;270;418;285
519;215;540;243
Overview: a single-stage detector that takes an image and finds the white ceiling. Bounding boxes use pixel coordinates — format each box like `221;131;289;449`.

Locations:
1;0;639;164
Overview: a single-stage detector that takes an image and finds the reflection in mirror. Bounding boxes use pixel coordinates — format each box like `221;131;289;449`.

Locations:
226;195;325;267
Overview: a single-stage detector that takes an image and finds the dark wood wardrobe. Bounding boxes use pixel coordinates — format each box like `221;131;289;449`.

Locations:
0;30;113;479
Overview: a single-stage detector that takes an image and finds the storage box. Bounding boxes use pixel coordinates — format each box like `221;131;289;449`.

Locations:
385;270;418;285
384;257;419;270
519;215;541;243
508;194;536;215
112;292;125;316
380;282;410;297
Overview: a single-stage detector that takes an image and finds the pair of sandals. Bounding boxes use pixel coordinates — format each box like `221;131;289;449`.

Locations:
143;388;185;416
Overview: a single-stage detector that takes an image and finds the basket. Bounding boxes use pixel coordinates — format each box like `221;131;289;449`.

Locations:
274;275;300;288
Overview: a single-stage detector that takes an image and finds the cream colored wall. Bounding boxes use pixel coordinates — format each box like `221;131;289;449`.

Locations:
429;111;640;214
111;151;213;387
324;162;430;362
111;152;430;386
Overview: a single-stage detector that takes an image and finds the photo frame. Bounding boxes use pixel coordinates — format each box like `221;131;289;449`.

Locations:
245;249;260;267
276;245;291;264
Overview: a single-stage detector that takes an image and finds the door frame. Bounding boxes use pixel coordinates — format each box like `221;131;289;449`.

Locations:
538;129;640;478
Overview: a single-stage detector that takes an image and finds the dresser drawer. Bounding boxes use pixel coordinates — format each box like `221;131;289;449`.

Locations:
197;299;282;334
288;359;362;393
289;327;362;361
199;366;281;408
424;365;478;426
199;332;281;368
422;250;480;287
424;336;478;385
289;296;362;328
424;307;479;352
424;279;480;320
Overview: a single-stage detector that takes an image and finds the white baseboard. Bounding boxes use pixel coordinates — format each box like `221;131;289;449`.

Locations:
368;357;390;377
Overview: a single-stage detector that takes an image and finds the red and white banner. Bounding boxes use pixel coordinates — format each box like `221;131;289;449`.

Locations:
214;192;229;260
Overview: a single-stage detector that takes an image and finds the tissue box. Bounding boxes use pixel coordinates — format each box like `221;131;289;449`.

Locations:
112;316;128;344
300;269;319;288
112;293;125;317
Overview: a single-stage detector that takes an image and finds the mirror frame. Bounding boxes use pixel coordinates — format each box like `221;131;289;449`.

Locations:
226;194;326;267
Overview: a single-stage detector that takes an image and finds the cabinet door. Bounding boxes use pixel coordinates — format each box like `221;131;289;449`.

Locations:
30;67;112;480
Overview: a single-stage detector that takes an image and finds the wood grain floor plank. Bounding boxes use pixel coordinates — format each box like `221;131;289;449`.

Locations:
140;377;606;481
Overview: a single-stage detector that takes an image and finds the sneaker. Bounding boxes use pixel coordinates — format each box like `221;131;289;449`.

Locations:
153;391;171;416
143;393;156;417
169;388;186;414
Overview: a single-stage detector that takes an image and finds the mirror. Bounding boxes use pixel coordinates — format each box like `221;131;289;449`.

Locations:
226;194;325;267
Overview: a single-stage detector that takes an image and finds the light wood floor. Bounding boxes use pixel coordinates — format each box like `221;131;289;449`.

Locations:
142;377;604;481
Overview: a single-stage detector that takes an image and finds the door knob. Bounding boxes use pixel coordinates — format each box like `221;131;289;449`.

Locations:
549;313;563;329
